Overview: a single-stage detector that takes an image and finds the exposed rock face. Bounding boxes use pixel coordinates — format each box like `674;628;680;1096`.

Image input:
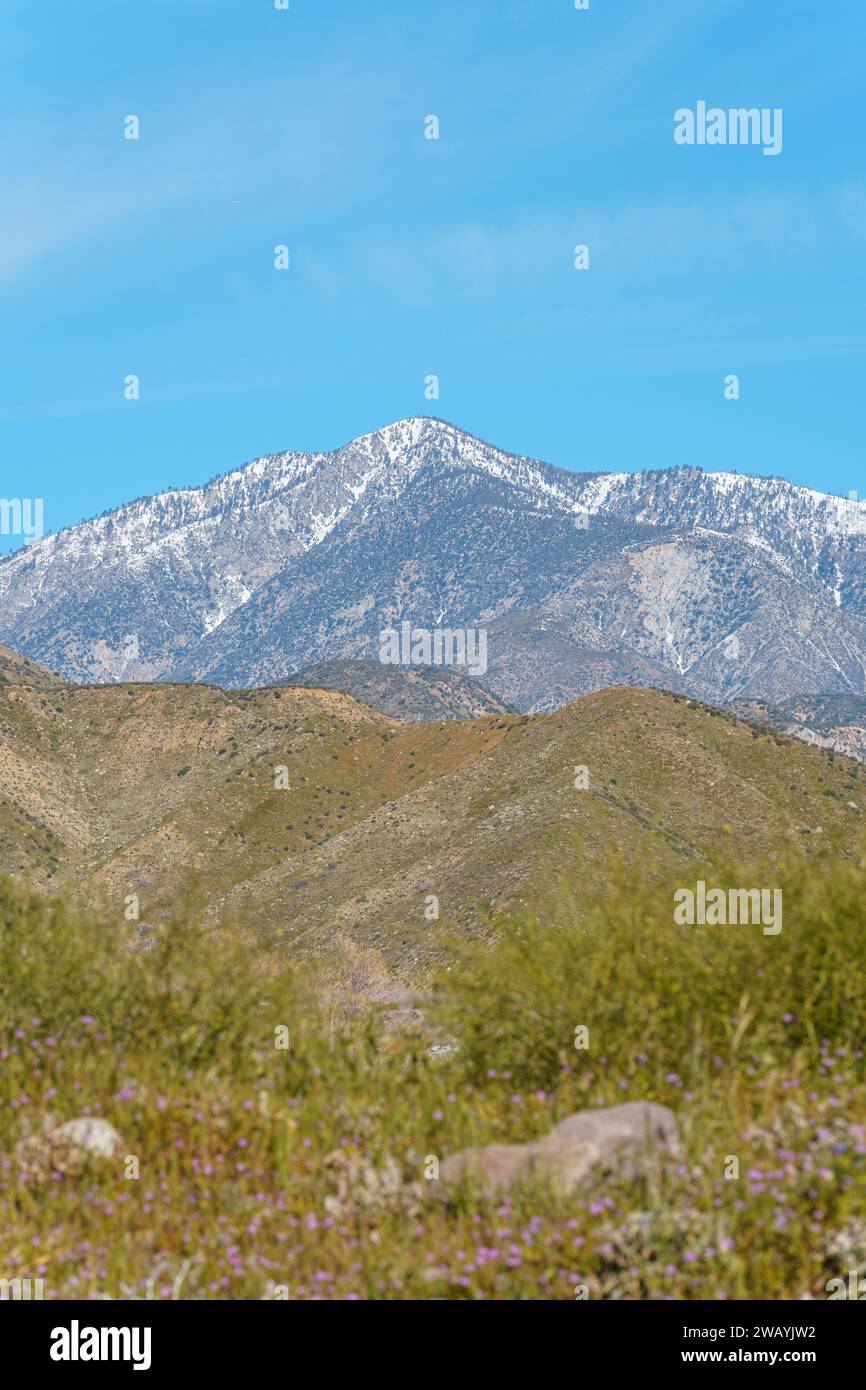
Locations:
434;1101;678;1197
2;417;866;710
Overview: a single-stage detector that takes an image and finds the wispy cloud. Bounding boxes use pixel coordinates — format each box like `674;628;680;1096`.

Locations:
0;0;753;289
337;183;866;307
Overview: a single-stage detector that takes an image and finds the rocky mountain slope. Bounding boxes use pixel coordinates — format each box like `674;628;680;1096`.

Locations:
2;418;866;709
730;694;866;764
1;679;862;973
287;659;514;722
0;643;68;688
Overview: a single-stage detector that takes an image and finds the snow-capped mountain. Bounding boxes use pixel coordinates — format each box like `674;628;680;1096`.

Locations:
2;417;866;710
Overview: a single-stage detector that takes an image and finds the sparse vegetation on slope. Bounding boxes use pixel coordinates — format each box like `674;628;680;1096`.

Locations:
1;684;864;981
730;693;866;764
0;643;68;689
287;658;515;723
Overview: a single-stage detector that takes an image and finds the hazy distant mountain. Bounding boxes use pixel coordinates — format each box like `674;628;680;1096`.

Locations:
2;417;866;710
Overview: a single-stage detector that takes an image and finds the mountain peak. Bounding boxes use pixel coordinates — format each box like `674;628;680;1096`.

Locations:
2;420;866;703
351;415;492;463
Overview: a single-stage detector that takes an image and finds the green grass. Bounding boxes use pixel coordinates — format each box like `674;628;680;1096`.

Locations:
1;847;865;1300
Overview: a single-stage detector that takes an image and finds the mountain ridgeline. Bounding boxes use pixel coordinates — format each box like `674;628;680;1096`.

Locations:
1;418;866;712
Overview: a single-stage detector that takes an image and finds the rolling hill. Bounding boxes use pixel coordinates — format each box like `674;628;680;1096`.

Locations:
0;675;862;979
0;642;69;688
287;658;514;722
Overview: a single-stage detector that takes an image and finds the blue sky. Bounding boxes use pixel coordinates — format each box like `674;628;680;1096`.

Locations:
1;0;864;550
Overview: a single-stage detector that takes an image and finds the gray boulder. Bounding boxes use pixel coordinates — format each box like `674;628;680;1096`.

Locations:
15;1116;125;1180
49;1118;125;1160
435;1101;678;1197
